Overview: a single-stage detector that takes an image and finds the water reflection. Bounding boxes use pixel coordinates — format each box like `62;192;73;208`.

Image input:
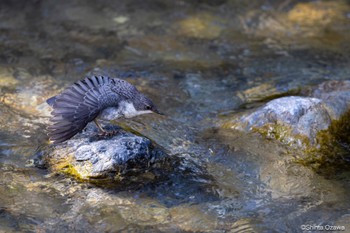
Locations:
1;0;350;232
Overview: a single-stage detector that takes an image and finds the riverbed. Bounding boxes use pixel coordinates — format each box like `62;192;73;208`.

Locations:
0;0;350;232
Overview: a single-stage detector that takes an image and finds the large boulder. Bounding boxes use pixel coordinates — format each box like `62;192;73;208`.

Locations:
222;80;350;168
35;124;164;182
229;96;331;147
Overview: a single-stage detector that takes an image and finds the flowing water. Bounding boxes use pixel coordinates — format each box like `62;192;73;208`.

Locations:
1;0;350;232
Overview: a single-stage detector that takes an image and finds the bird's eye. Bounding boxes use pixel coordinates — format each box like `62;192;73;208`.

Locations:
146;105;151;110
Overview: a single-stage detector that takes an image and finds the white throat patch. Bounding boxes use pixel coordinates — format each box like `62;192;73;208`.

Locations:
122;101;153;118
98;101;153;121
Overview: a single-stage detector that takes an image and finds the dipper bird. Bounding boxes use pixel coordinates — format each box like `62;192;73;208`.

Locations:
46;75;162;143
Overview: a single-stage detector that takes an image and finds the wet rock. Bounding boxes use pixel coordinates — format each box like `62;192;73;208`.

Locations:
287;2;346;27
225;96;331;146
223;80;350;168
124;32;223;68
226;80;350;145
0;67;19;87
238;83;279;104
306;80;350;120
175;13;225;39
1;73;58;116
38;124;163;181
241;1;350;50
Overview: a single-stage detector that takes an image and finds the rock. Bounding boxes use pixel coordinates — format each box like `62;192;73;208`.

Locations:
240;1;350;50
175;13;224;39
306;80;350;120
226;80;350;146
224;96;331;146
287;2;346;27
74;136;151;173
222;80;350;169
1;73;58;116
0;67;19;87
37;124;164;181
124;33;223;68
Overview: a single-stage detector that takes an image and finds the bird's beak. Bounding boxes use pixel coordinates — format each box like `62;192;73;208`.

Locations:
153;108;165;115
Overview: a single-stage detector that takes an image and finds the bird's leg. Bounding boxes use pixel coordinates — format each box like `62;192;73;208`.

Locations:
94;119;122;138
94;119;106;133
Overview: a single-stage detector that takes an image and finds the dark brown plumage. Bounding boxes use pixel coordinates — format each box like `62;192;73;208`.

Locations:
47;75;161;143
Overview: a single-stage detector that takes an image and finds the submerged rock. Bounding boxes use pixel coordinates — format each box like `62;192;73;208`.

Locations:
36;124;164;182
175;13;224;39
1;73;58;116
241;0;350;46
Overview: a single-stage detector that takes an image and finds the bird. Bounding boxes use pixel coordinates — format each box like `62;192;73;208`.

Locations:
46;75;163;143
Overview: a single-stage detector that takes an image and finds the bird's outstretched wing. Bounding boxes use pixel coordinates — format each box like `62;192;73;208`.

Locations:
47;76;113;143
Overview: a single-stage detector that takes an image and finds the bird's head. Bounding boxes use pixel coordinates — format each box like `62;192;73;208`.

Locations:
123;93;163;118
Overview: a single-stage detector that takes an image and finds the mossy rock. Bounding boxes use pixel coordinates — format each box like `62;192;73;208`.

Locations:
222;95;350;174
299;110;350;174
35;126;166;185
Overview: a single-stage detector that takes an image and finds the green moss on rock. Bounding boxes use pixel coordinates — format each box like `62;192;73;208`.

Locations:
236;111;350;175
230;111;350;174
252;124;311;150
50;156;126;186
51;155;86;181
299;111;350;174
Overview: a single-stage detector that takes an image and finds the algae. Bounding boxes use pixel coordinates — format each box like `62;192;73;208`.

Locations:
299;110;350;175
252;123;310;150
251;112;350;175
51;155;86;181
51;157;125;187
227;110;350;175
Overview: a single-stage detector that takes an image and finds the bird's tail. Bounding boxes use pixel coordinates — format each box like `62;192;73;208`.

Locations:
46;96;56;106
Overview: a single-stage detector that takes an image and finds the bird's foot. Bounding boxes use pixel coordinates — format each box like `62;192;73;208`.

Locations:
96;129;123;139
